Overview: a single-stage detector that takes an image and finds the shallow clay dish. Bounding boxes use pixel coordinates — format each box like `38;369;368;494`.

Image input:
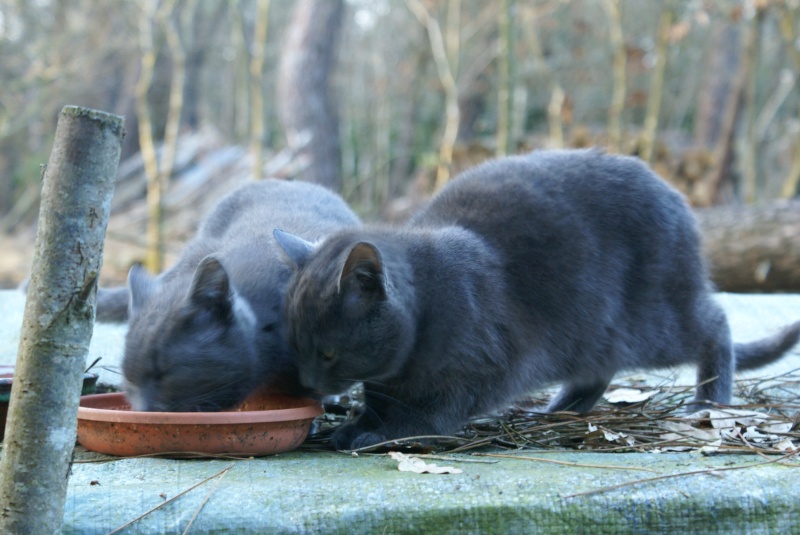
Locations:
1;367;98;442
76;389;323;457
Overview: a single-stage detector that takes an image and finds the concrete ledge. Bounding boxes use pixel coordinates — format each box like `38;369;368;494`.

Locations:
64;450;799;533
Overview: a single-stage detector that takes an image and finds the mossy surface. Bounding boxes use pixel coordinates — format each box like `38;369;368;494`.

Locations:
62;449;800;534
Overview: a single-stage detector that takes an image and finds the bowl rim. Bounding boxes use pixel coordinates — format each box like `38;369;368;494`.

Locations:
77;392;323;425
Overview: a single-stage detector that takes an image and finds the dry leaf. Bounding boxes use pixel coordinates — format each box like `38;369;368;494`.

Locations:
388;452;463;475
602;429;627;442
686;408;770;430
759;422;793;434
774;438;797;452
699;439;722;454
660;421;720;442
603;388;658;404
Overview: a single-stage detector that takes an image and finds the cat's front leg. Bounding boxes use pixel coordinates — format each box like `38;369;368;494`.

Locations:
546;376;612;413
330;417;387;450
330;385;467;450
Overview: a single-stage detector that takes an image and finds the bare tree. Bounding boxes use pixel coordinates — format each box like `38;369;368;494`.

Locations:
249;0;271;180
640;7;672;163
496;0;513;157
136;0;187;273
0;106;122;533
603;0;626;152
407;0;461;189
277;0;345;190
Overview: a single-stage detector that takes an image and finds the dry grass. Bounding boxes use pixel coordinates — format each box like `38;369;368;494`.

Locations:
306;369;800;456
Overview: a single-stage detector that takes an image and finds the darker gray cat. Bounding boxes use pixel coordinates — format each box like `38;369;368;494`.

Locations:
107;179;359;411
275;149;800;450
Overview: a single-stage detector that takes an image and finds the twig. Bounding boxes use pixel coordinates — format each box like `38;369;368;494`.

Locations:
105;463;234;535
563;450;800;499
416;454;498;464
473;453;659;473
181;464;232;535
346;434;470;453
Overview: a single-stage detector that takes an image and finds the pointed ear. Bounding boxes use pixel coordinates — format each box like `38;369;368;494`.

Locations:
127;263;158;317
188;256;233;317
273;229;315;269
339;242;385;296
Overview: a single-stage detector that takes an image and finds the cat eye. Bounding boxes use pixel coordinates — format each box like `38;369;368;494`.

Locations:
319;348;336;362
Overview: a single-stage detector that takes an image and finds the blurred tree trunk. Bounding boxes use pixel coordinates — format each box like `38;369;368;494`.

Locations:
277;0;344;191
520;4;565;149
697;200;800;292
777;6;800;199
640;8;671;163
738;7;765;204
136;0;185;273
603;0;625;153
135;0;162;271
693;13;749;206
496;0;513;157
407;0;461;190
249;0;270;180
0;106;122;534
183;1;228;130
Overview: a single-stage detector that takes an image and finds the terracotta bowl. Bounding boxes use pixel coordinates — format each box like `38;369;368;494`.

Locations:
76;389;323;457
1;368;98;442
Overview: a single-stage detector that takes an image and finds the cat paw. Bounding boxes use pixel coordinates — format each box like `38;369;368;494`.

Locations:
330;423;386;451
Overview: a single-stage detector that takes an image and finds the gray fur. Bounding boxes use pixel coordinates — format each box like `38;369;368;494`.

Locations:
277;149;800;450
119;179;360;411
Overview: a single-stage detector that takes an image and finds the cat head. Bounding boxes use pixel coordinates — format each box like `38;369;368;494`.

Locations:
122;255;260;411
274;229;416;395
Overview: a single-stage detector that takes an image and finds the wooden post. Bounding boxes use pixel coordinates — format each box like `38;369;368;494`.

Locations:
0;106;123;534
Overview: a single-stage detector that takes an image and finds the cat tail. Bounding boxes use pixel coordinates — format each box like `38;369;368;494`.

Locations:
95;286;130;323
734;320;800;371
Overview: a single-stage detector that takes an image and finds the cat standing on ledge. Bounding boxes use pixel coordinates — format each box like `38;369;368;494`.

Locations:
111;179;359;411
275;149;800;450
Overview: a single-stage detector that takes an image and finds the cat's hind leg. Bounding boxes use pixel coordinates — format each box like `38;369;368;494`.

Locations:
546;376;612;413
684;300;735;410
690;327;734;410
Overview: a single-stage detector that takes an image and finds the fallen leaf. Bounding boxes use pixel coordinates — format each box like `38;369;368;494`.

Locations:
389;452;463;475
759;422;793;434
699;439;722;454
602;429;627;443
603;388;658;404
661;421;721;442
686;408;769;430
774;438;797;452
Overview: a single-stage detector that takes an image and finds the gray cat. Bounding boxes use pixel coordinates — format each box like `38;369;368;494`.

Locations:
274;149;800;450
111;179;359;411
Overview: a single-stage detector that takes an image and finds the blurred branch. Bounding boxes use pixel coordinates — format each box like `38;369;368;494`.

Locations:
739;7;765;204
496;0;513;157
135;0;184;273
777;6;800;199
520;4;564;148
603;0;626;152
406;0;460;190
640;8;672;163
249;0;270;180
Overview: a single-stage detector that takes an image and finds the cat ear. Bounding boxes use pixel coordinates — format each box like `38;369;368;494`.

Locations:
273;229;315;269
127;263;158;317
188;256;233;317
339;242;385;296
